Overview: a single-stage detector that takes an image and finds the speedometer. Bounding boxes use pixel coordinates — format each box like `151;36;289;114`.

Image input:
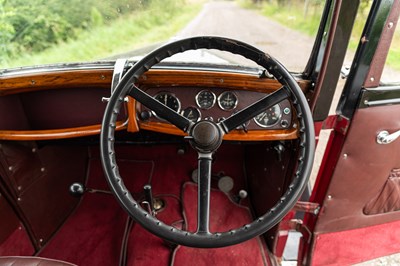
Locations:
254;104;282;128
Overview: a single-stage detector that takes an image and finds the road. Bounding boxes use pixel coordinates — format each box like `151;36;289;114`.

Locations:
175;1;315;72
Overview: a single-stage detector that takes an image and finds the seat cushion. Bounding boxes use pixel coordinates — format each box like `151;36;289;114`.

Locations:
0;256;77;266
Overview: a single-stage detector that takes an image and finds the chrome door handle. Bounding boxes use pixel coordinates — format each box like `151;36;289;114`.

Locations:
377;130;400;144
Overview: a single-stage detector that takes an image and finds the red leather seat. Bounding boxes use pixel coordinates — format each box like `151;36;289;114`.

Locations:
0;256;77;266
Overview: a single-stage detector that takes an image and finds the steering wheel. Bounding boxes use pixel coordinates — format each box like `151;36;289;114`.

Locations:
100;36;315;248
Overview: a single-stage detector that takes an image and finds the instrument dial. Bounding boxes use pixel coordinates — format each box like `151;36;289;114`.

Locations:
181;107;201;122
153;92;181;118
195;90;216;109
254;104;282;128
218;91;238;110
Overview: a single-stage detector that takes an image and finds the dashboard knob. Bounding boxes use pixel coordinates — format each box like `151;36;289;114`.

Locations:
139;111;152;121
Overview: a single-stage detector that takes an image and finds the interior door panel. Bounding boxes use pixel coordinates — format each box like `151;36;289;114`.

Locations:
316;103;400;233
310;88;400;264
0;192;34;256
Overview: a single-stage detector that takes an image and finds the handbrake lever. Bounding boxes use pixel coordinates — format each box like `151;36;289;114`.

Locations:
143;184;155;216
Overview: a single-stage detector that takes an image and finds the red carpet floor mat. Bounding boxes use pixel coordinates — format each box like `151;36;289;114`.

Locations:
38;159;154;266
126;195;184;266
171;182;269;266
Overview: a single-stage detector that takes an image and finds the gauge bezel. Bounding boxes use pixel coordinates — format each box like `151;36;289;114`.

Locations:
152;91;181;120
253;104;283;128
217;91;238;111
195;90;216;110
181;106;202;122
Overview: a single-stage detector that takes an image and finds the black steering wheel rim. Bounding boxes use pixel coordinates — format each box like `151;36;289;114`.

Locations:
100;36;315;248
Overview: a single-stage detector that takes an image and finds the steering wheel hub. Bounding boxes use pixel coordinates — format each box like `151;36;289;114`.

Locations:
190;121;223;152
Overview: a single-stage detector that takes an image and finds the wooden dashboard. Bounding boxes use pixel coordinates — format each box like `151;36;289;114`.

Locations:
0;66;310;141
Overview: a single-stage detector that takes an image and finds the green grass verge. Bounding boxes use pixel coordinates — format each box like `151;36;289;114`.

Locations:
260;3;323;36
1;1;202;69
237;0;324;36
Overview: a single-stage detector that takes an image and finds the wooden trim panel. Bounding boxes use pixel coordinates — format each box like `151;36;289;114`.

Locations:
1;69;310;96
127;96;139;133
0;70;113;96
0;122;126;141
139;122;298;141
1;67;307;140
138;69;310;93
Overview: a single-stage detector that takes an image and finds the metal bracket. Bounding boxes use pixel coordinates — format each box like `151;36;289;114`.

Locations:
102;58;128;102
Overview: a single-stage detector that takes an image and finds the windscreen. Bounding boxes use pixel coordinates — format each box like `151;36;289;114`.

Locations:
0;0;326;72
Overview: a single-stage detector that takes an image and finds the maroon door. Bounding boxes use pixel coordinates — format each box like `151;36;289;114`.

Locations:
305;2;400;265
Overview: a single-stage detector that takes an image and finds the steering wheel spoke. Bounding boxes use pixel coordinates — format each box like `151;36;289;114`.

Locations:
196;152;213;234
128;84;192;132
219;86;290;133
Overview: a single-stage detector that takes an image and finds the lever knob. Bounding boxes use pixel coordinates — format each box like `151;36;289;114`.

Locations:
69;182;85;197
144;185;154;208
